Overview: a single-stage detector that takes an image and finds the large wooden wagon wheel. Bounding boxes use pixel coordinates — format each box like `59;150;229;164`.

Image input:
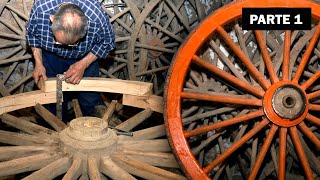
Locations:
0;89;186;179
165;0;320;179
0;0;33;96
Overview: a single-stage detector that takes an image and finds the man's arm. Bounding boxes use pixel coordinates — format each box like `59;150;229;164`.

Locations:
31;47;48;85
62;52;97;84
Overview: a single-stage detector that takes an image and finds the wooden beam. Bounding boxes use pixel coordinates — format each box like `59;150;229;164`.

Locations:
122;94;163;113
0;90;56;115
39;77;153;96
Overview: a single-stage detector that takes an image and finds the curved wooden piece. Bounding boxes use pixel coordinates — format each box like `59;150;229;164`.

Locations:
39;78;152;96
0;90;55;115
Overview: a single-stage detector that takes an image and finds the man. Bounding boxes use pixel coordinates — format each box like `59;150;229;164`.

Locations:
26;0;115;121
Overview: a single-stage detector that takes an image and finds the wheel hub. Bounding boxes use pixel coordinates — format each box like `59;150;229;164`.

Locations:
147;37;165;58
264;82;308;127
59;117;118;155
272;85;306;119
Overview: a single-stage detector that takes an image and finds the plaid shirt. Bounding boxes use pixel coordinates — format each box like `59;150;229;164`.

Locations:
26;0;115;59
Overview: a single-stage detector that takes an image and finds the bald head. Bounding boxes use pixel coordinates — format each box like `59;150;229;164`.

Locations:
51;3;88;45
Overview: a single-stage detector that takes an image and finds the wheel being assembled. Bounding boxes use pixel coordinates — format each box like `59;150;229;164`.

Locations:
0;85;186;179
165;0;320;179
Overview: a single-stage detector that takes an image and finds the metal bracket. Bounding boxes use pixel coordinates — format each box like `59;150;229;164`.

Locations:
56;74;64;120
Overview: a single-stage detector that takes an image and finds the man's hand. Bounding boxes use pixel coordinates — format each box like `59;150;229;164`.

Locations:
63;61;86;84
33;64;48;85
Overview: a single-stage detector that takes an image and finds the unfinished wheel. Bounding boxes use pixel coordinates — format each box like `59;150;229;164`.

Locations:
0;0;34;96
165;0;320;179
0;89;186;179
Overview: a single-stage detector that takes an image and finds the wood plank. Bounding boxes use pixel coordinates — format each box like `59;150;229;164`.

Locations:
122;94;163;113
1;113;57;135
0;153;61;177
0;90;56;115
100;157;136;180
34;103;67;132
39;78;152;96
23;156;72;180
111;154;186;180
62;157;83;180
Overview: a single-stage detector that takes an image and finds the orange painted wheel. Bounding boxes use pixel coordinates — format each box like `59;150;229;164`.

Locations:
164;0;320;179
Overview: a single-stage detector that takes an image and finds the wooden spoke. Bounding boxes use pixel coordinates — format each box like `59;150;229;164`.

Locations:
309;104;320;111
181;91;262;107
293;22;320;83
305;113;320;126
217;26;270;90
297;122;320;149
63;157;83;180
23;156;72;180
111;154;186;180
88;157;101;180
249;124;278;179
119;139;171;152
279;128;287;180
0;146;50;161
0;153;61;177
116;108;153;131
72;99;83;118
307;89;320;100
120;148;179;168
184;110;264;138
100;157;136;180
301;70;320;90
119;125;166;141
34;103;67;132
203;119;269;174
192;55;265;98
0;130;56;146
1;113;57;135
288;127;313;179
254;30;279;84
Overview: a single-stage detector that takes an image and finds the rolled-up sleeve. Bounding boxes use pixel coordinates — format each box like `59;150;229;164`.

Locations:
26;7;40;48
91;17;115;59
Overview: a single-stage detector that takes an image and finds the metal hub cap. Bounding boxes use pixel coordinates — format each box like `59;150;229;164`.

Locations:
263;82;308;127
272;85;306;120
